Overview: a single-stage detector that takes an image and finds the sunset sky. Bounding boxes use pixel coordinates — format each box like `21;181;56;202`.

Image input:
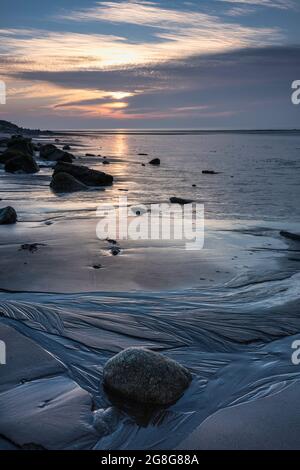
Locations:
1;0;300;129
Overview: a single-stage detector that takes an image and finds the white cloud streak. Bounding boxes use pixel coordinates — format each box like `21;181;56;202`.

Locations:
217;0;296;9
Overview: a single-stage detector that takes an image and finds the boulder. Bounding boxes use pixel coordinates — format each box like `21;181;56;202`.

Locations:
0;149;25;164
63;145;71;151
149;158;160;165
0;206;17;225
103;347;192;405
50;172;88;193
170;197;193;205
5;155;39;174
53;162;113;186
7;136;34;156
40;144;74;162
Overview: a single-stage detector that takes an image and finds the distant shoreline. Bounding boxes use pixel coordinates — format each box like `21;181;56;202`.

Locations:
49;128;300;136
2;119;300;136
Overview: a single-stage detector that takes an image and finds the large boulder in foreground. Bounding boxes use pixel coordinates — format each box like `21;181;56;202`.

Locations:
50;172;88;193
5;154;39;174
103;347;192;405
0;206;17;225
40;144;74;163
54;161;113;187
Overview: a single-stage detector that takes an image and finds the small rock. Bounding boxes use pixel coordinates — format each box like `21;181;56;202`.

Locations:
93;264;102;270
202;170;219;175
138;153;148;156
102;160;110;165
103;347;192;405
0;206;17;225
149;158;160;165
111;247;121;256
170;197;193;205
63;145;71;150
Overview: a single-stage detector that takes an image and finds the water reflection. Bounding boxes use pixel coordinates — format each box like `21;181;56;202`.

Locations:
111;133;128;157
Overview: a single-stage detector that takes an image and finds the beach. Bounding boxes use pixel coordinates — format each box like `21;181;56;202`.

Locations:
0;129;300;450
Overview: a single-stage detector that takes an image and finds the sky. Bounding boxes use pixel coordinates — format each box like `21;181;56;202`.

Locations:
0;0;300;129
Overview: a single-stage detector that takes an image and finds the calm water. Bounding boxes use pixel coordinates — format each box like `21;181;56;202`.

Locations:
1;130;300;222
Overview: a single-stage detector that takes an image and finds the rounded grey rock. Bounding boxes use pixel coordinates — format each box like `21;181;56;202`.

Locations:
103;347;192;405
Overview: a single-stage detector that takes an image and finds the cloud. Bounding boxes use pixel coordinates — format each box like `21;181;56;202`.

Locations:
0;18;283;77
53;1;284;70
7;46;300;123
0;2;285;83
225;6;256;16
217;0;296;9
0;1;297;127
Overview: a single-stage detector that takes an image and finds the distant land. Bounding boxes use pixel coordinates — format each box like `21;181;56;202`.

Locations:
1;120;300;136
0;120;51;135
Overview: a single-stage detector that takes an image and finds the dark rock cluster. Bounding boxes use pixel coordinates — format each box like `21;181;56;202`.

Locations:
50;161;113;193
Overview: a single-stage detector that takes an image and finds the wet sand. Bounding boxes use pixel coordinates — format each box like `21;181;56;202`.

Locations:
0;217;291;293
178;380;300;450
